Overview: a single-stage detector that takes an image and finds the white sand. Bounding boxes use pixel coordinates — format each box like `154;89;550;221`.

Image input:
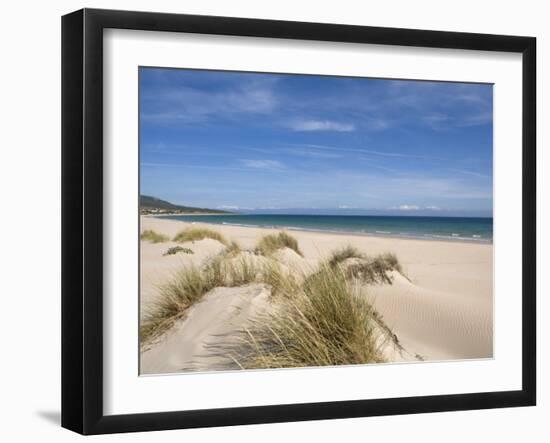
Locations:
141;284;271;374
140;216;493;374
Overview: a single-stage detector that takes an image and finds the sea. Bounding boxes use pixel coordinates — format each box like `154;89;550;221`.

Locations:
160;214;493;243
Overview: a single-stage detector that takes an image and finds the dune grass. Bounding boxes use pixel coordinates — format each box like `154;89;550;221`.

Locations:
261;260;302;298
140;229;169;243
222;240;242;258
328;248;403;285
141;240;402;367
163;246;194;256
327;245;364;267
343;253;402;285
233;264;386;369
173;227;228;245
255;232;303;257
140;255;261;344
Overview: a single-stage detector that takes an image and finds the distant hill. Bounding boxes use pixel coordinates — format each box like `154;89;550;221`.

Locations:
140;195;231;214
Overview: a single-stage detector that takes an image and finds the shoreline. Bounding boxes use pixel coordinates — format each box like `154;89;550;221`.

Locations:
145;214;493;245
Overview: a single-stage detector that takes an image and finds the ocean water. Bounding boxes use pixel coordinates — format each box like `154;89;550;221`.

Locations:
160;214;493;243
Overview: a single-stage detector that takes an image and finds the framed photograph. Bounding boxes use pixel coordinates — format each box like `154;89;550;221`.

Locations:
61;8;536;435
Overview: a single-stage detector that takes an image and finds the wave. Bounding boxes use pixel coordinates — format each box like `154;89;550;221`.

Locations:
221;222;258;228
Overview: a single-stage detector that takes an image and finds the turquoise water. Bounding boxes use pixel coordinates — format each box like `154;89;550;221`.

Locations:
160;214;493;243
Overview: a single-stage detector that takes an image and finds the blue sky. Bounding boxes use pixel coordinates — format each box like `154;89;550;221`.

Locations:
140;67;493;217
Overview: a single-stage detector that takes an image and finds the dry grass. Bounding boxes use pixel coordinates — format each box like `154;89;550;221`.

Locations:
173;227;228;245
255;232;303;257
140;255;261;344
232;263;387;369
260;260;302;298
328;248;403;285
141;240;402;369
343;253;403;284
327;245;364;267
163;246;194;256
140;229;169;243
222;240;242;257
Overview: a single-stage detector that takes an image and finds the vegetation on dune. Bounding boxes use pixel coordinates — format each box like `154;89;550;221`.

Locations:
328;247;403;284
140;255;262;344
140;229;169;243
327;245;365;267
261;260;301;298
343;253;402;285
173;227;228;245
255;232;303;257
222;240;242;257
163;246;194;256
142;236;402;369
232;264;388;369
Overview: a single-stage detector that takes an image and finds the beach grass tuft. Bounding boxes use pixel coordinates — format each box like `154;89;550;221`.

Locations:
343;253;402;284
163;246;194;256
222;240;242;257
173;227;228;245
327;245;364;267
140;229;169;243
255;232;303;257
261;260;302;298
328;248;403;285
232;263;386;369
140;255;261;344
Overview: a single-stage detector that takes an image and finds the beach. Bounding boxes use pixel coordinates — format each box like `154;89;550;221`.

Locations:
140;216;493;375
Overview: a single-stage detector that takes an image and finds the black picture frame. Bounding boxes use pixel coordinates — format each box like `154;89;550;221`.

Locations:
61;8;536;435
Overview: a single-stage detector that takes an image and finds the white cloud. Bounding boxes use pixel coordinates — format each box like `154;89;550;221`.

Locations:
217;205;240;210
141;79;278;124
304;144;446;161
284;146;342;159
241;159;285;170
391;204;442;211
394;204;421;211
447;168;490;179
290;120;355;132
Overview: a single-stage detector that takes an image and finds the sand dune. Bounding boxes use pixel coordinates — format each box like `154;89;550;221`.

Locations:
368;271;492;360
140;216;493;374
140;238;226;306
141;284;271;374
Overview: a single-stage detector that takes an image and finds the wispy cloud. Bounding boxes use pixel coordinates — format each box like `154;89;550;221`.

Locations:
385;81;493;129
455;111;493;127
393;204;421;211
141;162;251;172
141;76;278;124
304;144;446;161
448;168;490;179
241;159;285;170
289;120;355;132
391;204;441;211
140;69;493;215
282;146;342;159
